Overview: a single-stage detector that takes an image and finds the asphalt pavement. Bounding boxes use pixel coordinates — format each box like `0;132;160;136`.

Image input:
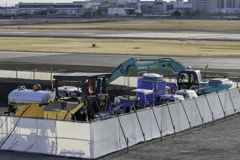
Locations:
0;30;240;41
0;51;239;72
0;18;130;26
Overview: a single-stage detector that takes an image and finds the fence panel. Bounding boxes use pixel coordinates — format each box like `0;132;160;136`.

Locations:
137;109;161;140
0;117;38;153
35;72;51;80
182;99;202;128
119;113;144;146
56;121;91;158
91;117;121;159
37;119;57;155
17;71;32;79
160;105;174;136
219;90;235;116
205;93;224;120
195;96;212;123
168;102;189;132
152;106;164;137
229;88;240;112
0;70;15;78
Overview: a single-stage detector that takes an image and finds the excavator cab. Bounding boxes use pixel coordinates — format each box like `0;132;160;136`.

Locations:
177;70;201;91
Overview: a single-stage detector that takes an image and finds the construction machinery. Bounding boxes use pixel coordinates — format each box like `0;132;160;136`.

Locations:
8;85;81;114
106;57;233;95
10;57;233;120
177;70;233;94
56;86;81;99
8;85;54;114
14;72;112;121
105;57;186;85
109;72;180;114
156;94;185;105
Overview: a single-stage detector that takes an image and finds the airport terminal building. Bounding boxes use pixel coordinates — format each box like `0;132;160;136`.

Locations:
16;2;84;16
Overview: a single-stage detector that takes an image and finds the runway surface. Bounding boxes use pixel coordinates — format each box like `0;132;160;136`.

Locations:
0;18;128;26
0;51;239;71
0;30;240;40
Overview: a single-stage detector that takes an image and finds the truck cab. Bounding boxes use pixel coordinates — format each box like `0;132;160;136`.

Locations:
175;89;198;99
177;70;201;91
177;70;233;95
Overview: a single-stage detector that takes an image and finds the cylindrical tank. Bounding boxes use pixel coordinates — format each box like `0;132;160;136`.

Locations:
143;73;163;81
8;88;53;105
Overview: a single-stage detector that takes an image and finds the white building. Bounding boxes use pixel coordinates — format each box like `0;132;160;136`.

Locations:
135;3;142;13
0;7;6;15
218;0;239;9
192;0;218;13
5;7;19;16
174;0;192;10
54;3;83;15
83;2;101;10
108;8;126;15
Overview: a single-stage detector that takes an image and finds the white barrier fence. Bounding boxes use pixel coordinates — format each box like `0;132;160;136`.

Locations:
0;87;240;159
0;70;176;87
0;70;240;88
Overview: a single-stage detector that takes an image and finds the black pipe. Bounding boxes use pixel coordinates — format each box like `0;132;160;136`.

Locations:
55;79;59;101
102;78;106;93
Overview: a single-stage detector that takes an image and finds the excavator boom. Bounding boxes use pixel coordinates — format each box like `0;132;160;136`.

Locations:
106;57;187;85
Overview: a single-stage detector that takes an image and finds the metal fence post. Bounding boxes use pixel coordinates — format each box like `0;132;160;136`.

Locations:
205;95;215;124
160;106;164;141
133;105;147;145
166;104;176;136
227;89;236;116
50;72;52;81
117;115;128;150
193;97;204;127
180;100;191;131
216;92;226;120
151;106;162;141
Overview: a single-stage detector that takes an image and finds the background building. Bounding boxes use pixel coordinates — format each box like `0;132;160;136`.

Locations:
2;0;240;17
192;0;218;13
141;1;166;14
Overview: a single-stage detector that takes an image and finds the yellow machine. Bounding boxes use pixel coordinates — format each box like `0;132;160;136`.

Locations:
15;99;84;121
44;103;84;120
14;72;112;121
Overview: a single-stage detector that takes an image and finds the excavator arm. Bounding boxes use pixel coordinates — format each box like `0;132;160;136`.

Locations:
105;57;187;85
